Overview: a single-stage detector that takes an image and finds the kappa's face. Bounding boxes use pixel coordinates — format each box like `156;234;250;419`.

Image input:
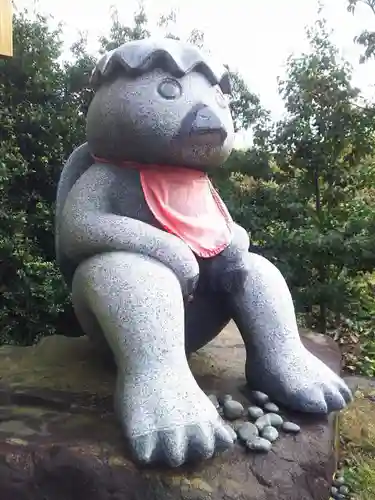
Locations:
86;69;235;169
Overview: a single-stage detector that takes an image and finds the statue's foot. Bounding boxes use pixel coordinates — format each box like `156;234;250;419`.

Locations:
115;370;235;467
245;347;352;414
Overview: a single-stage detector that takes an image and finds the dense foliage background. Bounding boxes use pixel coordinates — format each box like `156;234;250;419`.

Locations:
0;2;374;375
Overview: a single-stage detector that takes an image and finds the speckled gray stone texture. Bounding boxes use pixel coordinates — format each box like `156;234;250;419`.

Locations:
55;37;352;467
248;406;264;420
255;413;284;431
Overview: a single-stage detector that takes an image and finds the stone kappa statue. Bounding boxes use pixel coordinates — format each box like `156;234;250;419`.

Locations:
55;38;352;467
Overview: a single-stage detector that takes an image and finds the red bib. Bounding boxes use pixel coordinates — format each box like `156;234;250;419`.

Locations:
94;159;233;258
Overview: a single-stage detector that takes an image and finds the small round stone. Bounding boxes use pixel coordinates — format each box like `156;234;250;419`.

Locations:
223;423;237;441
255;413;283;431
208;394;219;408
261;425;279;442
250;391;269;406
246;437;272;453
248;406;264;420
330;486;338;496
223;400;244;420
332;476;346;487
282;421;301;434
231;420;245;433
219;394;233;405
237;422;259;442
333;494;346;500
264;402;280;413
338;485;349;495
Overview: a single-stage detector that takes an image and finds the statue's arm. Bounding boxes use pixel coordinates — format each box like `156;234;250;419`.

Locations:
59;165;199;296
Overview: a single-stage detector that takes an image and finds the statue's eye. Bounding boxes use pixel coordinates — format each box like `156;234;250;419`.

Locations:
157;78;182;100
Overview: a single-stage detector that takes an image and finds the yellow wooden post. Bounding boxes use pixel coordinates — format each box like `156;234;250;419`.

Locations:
0;0;13;57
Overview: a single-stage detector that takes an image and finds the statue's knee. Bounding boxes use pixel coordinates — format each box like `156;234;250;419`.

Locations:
73;252;183;305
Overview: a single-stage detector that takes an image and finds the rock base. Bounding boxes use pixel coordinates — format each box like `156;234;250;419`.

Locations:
0;323;340;500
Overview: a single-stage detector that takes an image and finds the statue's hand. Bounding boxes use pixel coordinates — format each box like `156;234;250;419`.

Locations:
162;232;200;298
209;224;250;294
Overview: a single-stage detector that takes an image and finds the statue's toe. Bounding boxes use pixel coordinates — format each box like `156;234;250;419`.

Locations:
338;379;353;405
159;428;187;467
186;422;216;461
130;432;157;464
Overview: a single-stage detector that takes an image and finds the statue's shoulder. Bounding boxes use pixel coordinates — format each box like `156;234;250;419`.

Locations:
75;162;143;198
78;161;123;182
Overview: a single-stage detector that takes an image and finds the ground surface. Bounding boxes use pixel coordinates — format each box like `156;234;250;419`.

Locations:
0;322;340;500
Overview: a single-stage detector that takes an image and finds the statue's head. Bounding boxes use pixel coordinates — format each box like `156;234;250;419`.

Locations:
86;38;235;170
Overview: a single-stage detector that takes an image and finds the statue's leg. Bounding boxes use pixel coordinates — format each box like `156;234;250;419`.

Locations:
184;289;231;355
72;251;235;467
229;252;352;413
71;289;114;365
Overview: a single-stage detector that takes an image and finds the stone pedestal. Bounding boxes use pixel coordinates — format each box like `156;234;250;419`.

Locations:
0;323;340;500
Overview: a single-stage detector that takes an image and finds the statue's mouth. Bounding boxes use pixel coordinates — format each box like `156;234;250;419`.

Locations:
188;128;227;147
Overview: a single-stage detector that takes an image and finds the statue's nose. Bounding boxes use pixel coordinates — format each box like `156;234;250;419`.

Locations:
177;103;227;143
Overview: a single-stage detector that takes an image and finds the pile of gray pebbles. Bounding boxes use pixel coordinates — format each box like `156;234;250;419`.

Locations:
208;390;301;453
208;390;354;499
329;470;354;500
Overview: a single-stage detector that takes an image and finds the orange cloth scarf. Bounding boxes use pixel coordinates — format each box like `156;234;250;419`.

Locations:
94;159;233;258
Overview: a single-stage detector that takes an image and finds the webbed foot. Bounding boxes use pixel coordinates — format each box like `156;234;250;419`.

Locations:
115;370;235;467
246;348;352;413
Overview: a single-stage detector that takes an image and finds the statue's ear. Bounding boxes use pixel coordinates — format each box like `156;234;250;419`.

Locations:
219;72;232;96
